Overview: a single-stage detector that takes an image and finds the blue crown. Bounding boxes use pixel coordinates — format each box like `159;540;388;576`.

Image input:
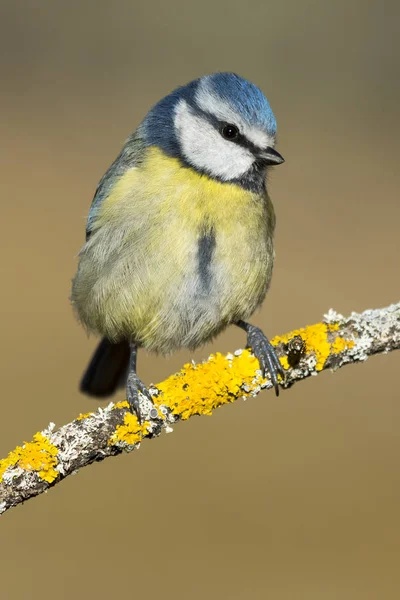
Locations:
203;72;277;134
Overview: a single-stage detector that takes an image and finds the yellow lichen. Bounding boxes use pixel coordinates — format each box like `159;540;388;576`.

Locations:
108;412;150;446
114;400;130;410
0;432;58;484
271;323;330;370
279;355;290;370
331;336;355;354
156;350;262;420
76;411;94;421
272;323;354;371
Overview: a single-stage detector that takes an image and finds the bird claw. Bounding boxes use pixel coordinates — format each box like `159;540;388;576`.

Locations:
246;326;284;396
127;373;154;423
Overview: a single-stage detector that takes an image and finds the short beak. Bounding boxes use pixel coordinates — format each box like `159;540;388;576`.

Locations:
259;146;285;166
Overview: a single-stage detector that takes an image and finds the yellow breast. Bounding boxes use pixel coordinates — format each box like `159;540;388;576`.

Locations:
97;146;268;229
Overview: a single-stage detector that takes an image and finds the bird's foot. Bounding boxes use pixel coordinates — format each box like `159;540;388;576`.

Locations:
245;325;284;396
127;372;155;423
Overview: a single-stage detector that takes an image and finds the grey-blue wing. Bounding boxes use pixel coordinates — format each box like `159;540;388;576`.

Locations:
85;131;146;240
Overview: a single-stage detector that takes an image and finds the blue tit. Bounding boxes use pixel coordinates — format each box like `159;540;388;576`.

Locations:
71;72;285;420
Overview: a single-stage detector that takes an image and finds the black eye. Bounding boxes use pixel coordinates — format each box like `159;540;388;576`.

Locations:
221;124;239;140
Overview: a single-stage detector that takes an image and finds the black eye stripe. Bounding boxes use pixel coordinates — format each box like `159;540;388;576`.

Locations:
218;122;261;153
187;102;263;154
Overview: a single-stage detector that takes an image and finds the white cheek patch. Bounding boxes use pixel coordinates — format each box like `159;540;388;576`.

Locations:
195;78;275;150
174;99;254;181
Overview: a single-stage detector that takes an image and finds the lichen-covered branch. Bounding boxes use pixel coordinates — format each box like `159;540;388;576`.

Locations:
1;303;399;516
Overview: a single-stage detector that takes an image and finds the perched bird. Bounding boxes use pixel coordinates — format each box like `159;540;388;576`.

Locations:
71;72;285;421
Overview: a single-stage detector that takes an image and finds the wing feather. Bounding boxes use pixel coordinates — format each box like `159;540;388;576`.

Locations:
86;131;146;240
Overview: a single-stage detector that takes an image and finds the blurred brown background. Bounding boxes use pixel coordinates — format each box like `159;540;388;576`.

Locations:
1;1;400;598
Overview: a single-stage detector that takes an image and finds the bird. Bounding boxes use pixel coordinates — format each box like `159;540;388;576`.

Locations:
71;72;285;422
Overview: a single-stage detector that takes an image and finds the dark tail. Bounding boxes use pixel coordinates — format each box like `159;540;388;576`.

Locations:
80;338;130;398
